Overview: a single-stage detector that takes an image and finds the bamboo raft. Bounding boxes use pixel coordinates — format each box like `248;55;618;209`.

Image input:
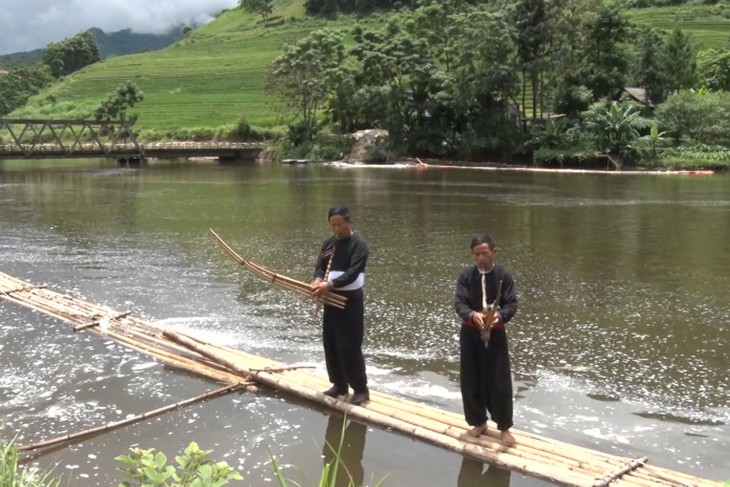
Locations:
0;269;721;487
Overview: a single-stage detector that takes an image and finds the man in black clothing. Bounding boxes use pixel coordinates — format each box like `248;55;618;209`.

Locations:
455;234;518;446
311;206;370;406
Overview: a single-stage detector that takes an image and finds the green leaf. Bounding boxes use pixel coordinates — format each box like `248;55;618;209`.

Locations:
154;451;168;469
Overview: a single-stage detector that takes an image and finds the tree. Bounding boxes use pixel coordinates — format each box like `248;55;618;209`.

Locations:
657;89;730;145
266;29;346;142
633;28;668;104
696;48;730;91
584;101;645;168
42;31;101;78
513;0;552;121
448;8;521;155
662;28;696;94
0;66;54;116
640;121;667;156
349;17;450;155
94;82;144;124
578;4;630;99
239;0;273;19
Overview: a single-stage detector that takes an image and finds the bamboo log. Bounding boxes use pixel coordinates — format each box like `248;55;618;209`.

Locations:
17;383;250;452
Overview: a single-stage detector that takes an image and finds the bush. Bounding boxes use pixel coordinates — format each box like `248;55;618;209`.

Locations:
658;144;730;169
227;116;273;142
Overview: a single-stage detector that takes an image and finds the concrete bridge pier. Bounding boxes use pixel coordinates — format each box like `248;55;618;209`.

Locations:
117;155;148;167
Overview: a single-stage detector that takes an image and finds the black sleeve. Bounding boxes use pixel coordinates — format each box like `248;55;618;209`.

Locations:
330;236;369;288
498;270;518;324
313;238;333;280
454;269;475;321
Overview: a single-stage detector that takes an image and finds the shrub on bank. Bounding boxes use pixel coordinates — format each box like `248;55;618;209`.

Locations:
657;144;730;169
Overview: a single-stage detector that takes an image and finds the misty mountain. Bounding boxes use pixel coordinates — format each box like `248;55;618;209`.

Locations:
88;27;185;57
0;26;185;68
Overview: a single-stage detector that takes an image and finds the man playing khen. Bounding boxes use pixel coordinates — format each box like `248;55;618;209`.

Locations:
311;206;370;406
455;234;518;446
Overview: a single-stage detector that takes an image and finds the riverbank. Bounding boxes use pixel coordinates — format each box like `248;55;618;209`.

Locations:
320;157;719;175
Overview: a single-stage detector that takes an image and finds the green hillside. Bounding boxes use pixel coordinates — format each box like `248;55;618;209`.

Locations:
627;5;730;48
11;1;730;138
10;2;354;136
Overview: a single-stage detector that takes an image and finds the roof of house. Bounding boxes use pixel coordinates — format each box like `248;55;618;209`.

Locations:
623;87;653;106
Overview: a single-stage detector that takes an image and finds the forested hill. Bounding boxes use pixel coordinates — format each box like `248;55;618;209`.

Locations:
8;0;730;169
0;27;184;67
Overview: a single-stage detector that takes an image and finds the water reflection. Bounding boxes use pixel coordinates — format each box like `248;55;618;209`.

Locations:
457;457;511;487
322;414;367;487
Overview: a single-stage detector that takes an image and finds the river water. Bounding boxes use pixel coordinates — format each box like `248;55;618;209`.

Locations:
0;159;728;486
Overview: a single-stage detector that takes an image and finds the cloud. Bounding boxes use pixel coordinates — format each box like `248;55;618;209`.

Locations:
0;0;238;55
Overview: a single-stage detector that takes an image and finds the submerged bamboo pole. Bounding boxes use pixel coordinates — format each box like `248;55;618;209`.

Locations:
17;383;250;452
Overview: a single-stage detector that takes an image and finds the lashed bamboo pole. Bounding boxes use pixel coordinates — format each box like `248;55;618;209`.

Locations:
593;457;649;487
147;328;713;487
17;382;250;452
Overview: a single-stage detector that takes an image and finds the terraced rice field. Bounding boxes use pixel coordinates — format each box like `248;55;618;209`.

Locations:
12;6;356;133
627;5;730;48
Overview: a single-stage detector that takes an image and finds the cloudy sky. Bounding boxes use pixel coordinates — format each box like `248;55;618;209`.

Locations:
0;0;239;55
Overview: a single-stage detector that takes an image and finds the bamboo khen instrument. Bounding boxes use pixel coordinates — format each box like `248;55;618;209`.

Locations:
0;270;721;487
208;228;347;310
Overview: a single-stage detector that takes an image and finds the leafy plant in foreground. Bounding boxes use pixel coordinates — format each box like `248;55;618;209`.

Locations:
116;441;242;487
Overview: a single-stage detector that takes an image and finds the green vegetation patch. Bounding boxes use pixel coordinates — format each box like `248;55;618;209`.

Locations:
627;5;730;48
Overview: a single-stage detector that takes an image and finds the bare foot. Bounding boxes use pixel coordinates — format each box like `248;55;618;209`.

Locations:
466;423;487;438
500;430;516;447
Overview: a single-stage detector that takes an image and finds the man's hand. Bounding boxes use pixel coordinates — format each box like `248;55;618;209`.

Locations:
489;311;501;326
473;310;500;329
311;280;331;297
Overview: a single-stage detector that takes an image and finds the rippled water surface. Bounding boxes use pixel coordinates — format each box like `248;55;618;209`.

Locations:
1;159;728;486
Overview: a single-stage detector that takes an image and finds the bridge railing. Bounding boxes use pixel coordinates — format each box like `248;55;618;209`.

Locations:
1;117;267;158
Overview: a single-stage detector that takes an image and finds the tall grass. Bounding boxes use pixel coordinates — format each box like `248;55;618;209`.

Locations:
271;416;387;487
0;440;60;487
